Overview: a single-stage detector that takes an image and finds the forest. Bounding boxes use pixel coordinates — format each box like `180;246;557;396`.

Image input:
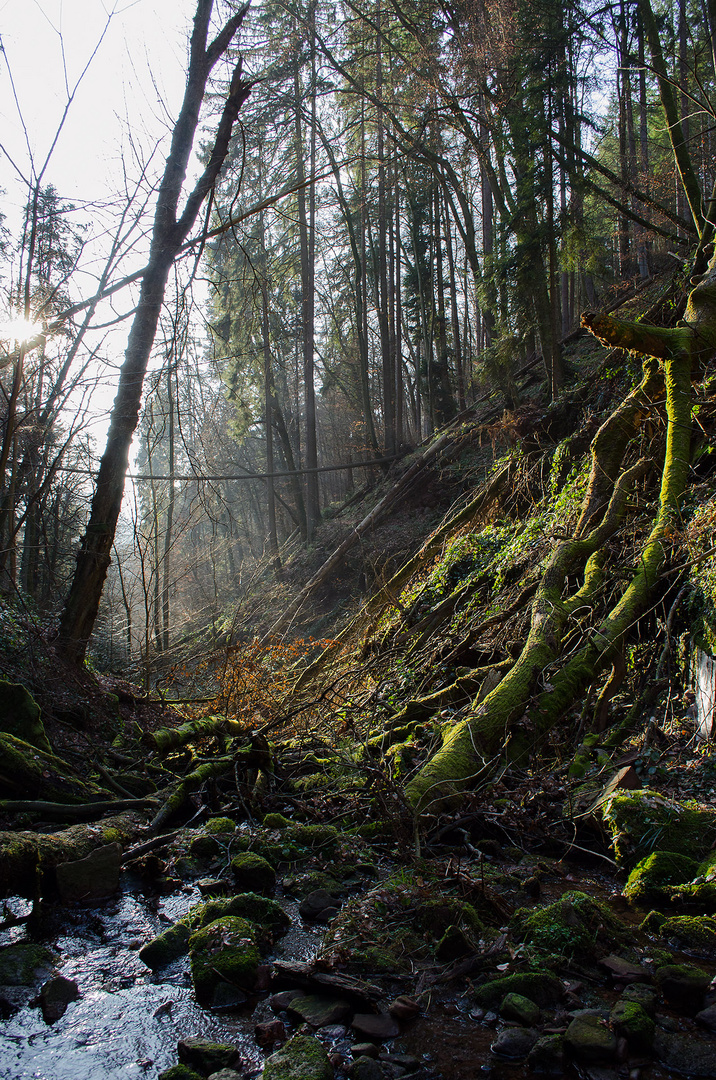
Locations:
1;0;716;1078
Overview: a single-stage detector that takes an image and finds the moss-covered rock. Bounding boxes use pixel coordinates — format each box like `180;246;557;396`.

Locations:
157;1066;203;1080
0;943;56;986
177;1036;242;1073
188;833;221;858
188;916;260;1006
659;915;716;950
231;852;276;895
623;851;700;906
602;790;716;868
205;817;236;834
0;680;50;752
609;999;655;1052
139;922;192;971
473;972;563;1009
189;893;290;936
263;1033;333;1080
655;963;711;1012
263;813;291;829
514;892;624;962
0;733;98;803
564;1013;617;1063
501;992;540;1026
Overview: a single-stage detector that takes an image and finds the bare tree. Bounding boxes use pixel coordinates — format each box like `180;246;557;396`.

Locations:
57;0;251;665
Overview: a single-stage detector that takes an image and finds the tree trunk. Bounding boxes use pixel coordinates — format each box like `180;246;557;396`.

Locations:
57;0;250;664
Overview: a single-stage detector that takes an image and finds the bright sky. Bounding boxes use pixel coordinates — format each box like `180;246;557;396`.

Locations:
0;0;199;213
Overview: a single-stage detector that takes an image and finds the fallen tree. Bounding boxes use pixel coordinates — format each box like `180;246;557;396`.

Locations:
404;250;716;813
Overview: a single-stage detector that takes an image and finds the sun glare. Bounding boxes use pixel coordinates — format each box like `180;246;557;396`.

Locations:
0;315;42;344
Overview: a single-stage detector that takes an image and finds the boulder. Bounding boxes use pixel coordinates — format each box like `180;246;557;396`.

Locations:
654;963;711;1013
286;994;352;1027
0;680;50;752
55;842;122;902
38;974;80;1023
608;999;654;1053
602;790;716;868
351;1013;400;1040
490;1027;538;1060
177;1038;242;1074
188;916;260;1007
231;852;276;895
564;1014;617;1063
0;943;56;986
500;992;539;1026
654;1030;716;1078
527;1033;564;1073
623;851;700;906
263;1033;333;1080
299;889;341;922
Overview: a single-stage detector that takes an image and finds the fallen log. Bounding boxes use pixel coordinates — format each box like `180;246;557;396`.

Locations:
149;715;245;753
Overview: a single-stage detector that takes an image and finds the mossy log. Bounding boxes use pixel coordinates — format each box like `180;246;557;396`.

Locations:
148;758;235;833
0;733;103;803
0;812;144;899
406;248;716;813
0;680;51;752
149;716;244;753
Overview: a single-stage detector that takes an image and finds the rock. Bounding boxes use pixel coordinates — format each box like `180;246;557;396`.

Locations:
527;1033;564;1073
177;1038;243;1073
0;942;56;986
490;1026;538;1060
55;842;122;902
0;680;50;752
435;924;473;961
230;852;276;895
187;917;260;1006
654;1030;716;1078
256;1019;287;1046
209;981;248;1011
351;1013;400;1040
299;889;342;921
38;975;79;1023
349;1057;385;1080
387;996;420;1021
654;963;711;1013
271;961;383;1010
352;1044;380;1059
602;790;716;868
619;983;657;1015
139;922;191;970
263;1032;333;1080
271;989;301;1012
564;1014;618;1063
659;915;716;950
287;993;352;1027
473;971;564;1009
379;1053;421;1072
623;851;700;906
158;1066;203;1080
696;1003;716;1032
207;1071;243;1080
598;955;651;984
519;892;625;960
191;892;290;937
609;1000;654;1053
500;991;540;1026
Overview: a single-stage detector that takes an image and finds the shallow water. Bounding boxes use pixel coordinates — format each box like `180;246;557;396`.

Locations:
0;882;324;1080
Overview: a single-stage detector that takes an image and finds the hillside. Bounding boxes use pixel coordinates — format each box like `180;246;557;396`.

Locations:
1;266;716;1079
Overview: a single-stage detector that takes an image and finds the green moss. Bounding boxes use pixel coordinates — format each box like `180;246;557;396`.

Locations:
515;891;625;961
640;910;666;934
669;881;716;911
205;816;236;834
286;824;338;849
473;972;563;1008
231;852;276;895
659;915;716;948
623;851;699;906
0;680;50;753
609;1000;654;1052
263;1033;333;1080
416;898;484;937
0;943;56;985
139;922;191;970
188;916;260;1005
262;813;291;829
189;833;221;858
157;1067;203;1080
188;893;290;937
602;790;716;867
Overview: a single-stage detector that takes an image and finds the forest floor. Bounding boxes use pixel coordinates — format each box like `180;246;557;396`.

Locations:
1;269;716;1080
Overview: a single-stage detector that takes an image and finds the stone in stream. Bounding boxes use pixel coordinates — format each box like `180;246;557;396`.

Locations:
564;1013;618;1063
490;1026;539;1060
387;996;420;1021
38;974;80;1023
351;1013;400;1040
230;852;276;896
349;1057;385;1080
598;954;650;984
500;991;540;1027
608;1000;655;1053
263;1032;333;1080
207;1071;243;1080
177;1037;243;1073
299;889;342;921
255;1019;287;1046
527;1033;565;1073
55;842;122;902
619;983;657;1015
351;1044;380;1059
270;989;301;1012
286;993;352;1027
